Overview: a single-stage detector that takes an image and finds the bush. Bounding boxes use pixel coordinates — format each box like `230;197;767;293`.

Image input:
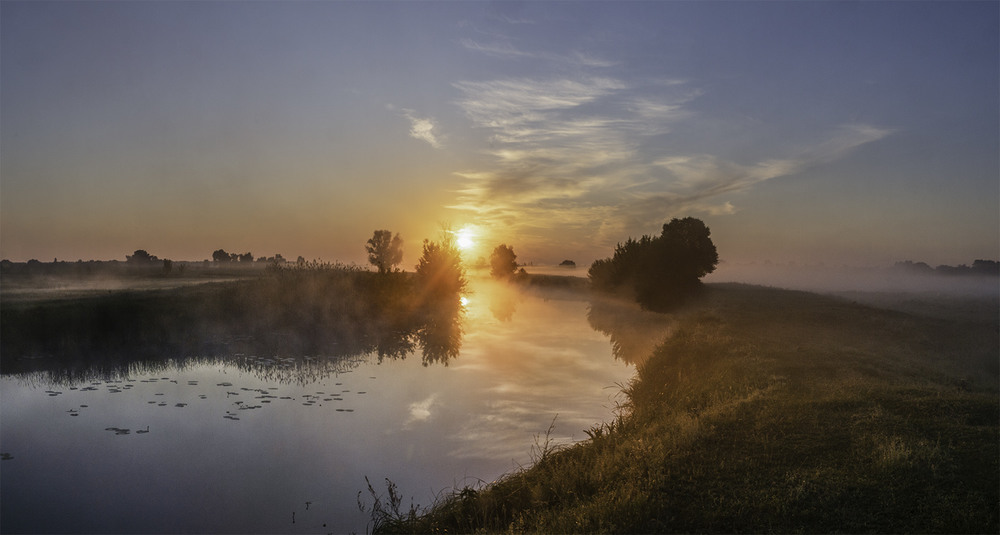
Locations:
489;244;518;279
589;217;718;310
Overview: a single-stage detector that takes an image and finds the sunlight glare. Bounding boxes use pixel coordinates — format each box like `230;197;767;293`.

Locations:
455;226;475;251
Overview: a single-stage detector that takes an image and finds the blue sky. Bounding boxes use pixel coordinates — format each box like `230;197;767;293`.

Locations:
2;1;997;269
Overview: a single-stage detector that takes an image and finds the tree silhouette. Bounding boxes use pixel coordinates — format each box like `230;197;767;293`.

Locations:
366;230;404;274
126;249;159;264
489;244;518;279
589;217;718;311
415;235;466;304
212;249;231;263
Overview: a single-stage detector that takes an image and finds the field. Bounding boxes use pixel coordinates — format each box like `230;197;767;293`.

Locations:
371;282;999;533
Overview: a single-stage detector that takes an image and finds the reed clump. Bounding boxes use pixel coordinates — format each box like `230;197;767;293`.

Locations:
372;283;998;533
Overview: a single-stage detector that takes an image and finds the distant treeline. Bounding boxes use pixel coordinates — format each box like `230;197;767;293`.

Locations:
893;259;999;277
0;258;266;279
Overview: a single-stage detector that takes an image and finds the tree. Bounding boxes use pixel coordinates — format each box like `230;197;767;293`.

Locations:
415;234;466;303
212;249;231;263
589;217;718;311
366;230;404;274
127;249;159;264
489;244;518;279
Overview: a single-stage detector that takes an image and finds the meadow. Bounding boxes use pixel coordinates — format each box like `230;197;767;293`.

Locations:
369;282;999;533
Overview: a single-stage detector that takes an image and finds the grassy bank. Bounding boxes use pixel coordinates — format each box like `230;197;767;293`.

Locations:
372;283;998;533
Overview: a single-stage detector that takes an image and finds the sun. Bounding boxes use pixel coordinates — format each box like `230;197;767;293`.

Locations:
455;226;476;251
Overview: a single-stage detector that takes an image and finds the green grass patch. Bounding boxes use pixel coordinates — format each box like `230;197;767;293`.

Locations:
372;283;999;533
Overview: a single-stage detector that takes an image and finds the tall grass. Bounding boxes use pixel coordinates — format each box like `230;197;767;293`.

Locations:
372;283;998;533
1;263;466;379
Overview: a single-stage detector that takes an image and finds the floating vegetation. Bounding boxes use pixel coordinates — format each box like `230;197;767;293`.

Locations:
1;453;12;461
104;427;130;435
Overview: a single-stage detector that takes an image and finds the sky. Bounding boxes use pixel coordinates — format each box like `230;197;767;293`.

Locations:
2;1;997;270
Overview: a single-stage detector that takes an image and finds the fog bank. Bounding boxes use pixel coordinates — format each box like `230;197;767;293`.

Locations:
707;262;998;296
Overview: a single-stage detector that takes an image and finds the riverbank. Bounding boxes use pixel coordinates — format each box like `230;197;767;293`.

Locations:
372;283;999;533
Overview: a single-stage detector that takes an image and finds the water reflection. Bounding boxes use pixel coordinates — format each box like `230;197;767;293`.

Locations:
0;274;643;534
587;295;673;365
417;300;464;366
488;288;518;322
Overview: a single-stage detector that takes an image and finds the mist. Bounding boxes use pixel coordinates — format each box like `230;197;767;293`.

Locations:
707;261;999;297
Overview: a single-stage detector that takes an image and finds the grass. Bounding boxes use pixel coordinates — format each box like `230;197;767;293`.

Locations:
371;283;999;533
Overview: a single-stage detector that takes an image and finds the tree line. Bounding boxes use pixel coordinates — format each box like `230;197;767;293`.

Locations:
893;259;999;277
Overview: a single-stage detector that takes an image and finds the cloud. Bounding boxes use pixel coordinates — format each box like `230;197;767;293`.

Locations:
448;76;700;236
447;49;891;256
404;394;438;428
460;35;616;68
401;109;442;149
459;38;536;60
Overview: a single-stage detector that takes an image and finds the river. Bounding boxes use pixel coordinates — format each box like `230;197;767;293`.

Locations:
0;276;644;534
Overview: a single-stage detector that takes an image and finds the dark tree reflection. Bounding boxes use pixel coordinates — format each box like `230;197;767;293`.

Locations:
587;295;673;365
416;299;464;366
488;288;518;322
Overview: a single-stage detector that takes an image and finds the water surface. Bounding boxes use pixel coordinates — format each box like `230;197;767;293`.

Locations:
1;277;642;533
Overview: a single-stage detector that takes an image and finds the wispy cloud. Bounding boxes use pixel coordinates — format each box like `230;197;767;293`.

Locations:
404;394;438;428
448;38;892;256
448;76;700;239
459;37;616;69
401;109;442;149
459;38;536;60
